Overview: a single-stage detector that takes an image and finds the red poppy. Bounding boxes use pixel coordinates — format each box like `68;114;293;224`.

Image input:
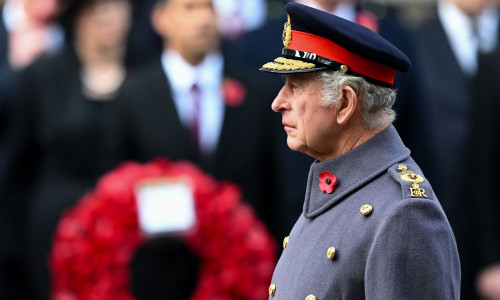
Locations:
222;78;246;107
319;171;337;194
355;11;379;33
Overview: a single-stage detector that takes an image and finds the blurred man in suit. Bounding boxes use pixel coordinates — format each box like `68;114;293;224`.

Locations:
109;0;287;298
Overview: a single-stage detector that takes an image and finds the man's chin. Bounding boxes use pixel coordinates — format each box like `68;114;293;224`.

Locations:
190;40;218;54
286;138;304;153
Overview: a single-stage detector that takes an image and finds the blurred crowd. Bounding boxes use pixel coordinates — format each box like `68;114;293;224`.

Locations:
1;0;500;299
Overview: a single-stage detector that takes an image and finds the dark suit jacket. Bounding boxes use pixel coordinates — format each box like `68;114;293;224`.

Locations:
109;57;289;299
469;45;500;270
0;4;8;161
0;4;13;131
0;6;16;299
0;4;10;100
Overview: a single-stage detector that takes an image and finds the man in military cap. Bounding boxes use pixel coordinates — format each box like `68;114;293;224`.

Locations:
261;3;461;299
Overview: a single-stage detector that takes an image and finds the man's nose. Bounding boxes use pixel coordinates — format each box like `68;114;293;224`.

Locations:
271;87;287;112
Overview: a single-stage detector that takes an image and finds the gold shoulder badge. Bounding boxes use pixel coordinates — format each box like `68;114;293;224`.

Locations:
282;14;292;47
399;165;428;198
400;173;424;184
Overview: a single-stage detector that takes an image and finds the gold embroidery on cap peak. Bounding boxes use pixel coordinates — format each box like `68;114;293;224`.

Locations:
262;57;316;71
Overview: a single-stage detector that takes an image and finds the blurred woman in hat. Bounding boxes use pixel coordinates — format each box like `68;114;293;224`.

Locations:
0;0;134;298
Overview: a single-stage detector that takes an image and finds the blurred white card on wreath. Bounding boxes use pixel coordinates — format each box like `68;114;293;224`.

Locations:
135;178;196;236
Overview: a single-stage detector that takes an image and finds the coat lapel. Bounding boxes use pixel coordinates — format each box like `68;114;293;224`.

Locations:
150;62;199;163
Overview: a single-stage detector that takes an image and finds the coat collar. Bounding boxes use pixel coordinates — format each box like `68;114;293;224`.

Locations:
303;125;410;218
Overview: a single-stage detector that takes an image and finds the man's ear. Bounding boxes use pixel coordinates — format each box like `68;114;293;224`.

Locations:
335;85;358;125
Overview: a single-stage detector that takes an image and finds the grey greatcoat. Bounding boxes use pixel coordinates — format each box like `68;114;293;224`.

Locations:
269;125;461;299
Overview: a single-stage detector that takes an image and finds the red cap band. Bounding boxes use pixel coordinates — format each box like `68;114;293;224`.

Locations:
288;30;396;84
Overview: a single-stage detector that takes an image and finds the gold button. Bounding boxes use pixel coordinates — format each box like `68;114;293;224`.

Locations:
398;164;407;171
305;295;318;300
360;204;373;216
327;247;336;260
283;236;289;249
269;283;276;296
341;65;348;72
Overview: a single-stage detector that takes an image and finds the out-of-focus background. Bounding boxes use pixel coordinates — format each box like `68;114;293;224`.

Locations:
1;0;500;299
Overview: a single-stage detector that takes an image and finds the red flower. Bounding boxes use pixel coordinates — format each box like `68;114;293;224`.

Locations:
319;171;337;194
49;158;276;300
355;11;379;33
222;78;246;107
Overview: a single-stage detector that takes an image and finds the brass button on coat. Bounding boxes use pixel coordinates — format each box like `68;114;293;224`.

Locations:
327;247;336;260
283;236;289;249
305;295;318;300
269;283;276;296
360;204;373;216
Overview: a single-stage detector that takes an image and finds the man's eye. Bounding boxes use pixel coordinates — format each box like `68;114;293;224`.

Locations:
284;78;299;90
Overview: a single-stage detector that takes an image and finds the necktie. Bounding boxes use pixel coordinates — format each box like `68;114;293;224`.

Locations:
190;83;201;154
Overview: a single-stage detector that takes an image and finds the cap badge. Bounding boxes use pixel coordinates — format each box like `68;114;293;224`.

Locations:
319;171;337;194
400;168;428;198
282;14;292;47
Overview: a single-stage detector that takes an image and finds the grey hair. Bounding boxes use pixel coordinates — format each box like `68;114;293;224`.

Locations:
317;71;397;130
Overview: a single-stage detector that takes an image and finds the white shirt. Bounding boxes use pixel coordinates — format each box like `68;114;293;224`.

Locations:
438;0;499;75
161;50;225;155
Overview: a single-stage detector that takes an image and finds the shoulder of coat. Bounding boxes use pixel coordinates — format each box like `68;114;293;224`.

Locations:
388;163;434;201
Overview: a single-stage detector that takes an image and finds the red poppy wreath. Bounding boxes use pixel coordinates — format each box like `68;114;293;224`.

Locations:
49;158;277;300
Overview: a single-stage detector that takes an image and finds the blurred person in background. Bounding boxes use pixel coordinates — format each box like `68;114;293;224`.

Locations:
0;0;62;296
0;0;135;298
213;0;267;40
0;0;62;72
402;0;499;298
0;0;63;124
108;0;287;298
0;0;63;214
469;40;500;300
